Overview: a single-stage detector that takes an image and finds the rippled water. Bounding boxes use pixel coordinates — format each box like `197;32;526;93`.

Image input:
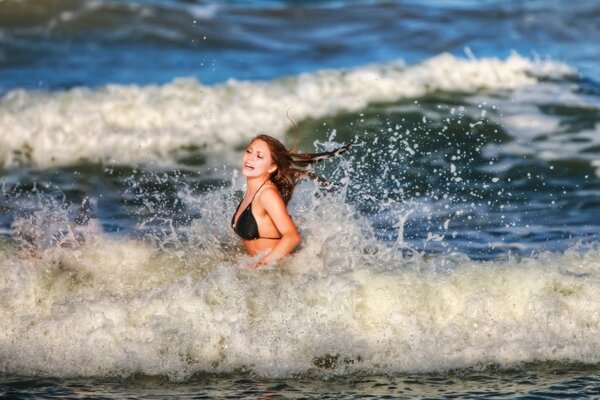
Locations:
3;363;600;398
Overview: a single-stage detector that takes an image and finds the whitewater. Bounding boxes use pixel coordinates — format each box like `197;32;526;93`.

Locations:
0;180;599;379
0;53;576;169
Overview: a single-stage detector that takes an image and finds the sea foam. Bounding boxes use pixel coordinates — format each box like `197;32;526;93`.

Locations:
0;53;574;169
1;185;599;380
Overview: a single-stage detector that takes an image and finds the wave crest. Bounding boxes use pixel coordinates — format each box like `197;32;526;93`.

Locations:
0;54;574;169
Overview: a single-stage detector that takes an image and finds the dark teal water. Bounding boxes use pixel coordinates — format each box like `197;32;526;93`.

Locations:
3;363;600;399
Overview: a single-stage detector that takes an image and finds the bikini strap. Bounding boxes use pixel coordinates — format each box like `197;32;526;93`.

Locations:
251;179;270;202
252;179;283;240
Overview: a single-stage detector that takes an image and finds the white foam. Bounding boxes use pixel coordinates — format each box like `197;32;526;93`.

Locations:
0;53;574;169
1;186;600;379
2;235;600;379
470;79;600;165
592;159;600;177
188;3;220;20
502;113;560;140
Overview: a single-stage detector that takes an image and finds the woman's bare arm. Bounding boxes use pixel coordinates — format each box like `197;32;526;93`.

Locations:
253;187;301;267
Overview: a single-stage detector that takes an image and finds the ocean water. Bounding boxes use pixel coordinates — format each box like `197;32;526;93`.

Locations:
1;0;600;398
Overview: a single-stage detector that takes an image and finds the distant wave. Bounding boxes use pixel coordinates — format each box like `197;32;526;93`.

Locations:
0;54;575;169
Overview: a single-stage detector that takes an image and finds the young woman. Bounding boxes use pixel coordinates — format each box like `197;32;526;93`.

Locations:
231;134;349;268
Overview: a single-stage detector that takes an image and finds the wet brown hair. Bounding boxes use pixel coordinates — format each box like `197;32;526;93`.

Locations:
252;134;350;204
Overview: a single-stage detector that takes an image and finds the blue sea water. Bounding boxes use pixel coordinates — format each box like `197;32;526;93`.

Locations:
1;0;599;91
1;0;600;398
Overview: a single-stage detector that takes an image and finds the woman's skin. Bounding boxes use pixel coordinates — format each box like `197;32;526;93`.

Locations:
233;138;301;268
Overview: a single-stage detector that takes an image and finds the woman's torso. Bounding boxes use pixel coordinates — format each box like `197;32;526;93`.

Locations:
232;182;282;255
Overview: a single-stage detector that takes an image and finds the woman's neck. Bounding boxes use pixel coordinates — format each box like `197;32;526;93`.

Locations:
246;175;269;194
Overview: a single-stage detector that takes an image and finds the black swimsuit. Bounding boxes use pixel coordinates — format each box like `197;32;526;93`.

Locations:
232;180;282;241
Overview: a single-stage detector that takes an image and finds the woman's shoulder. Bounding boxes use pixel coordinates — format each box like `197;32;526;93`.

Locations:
256;182;284;204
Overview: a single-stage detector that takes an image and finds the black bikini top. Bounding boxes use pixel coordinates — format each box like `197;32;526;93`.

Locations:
232;180;282;241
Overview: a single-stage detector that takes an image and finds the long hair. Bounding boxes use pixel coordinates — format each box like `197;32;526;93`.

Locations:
254;134;350;204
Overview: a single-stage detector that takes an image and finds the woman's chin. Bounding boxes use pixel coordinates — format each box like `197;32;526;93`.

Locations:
241;168;265;178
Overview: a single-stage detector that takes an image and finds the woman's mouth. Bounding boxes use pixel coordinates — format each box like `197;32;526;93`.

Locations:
244;162;254;170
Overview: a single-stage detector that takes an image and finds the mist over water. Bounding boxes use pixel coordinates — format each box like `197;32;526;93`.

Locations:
1;0;600;397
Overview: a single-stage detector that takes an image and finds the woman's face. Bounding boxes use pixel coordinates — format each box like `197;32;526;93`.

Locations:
242;139;276;178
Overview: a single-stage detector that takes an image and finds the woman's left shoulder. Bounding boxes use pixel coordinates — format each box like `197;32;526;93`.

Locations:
257;183;284;204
